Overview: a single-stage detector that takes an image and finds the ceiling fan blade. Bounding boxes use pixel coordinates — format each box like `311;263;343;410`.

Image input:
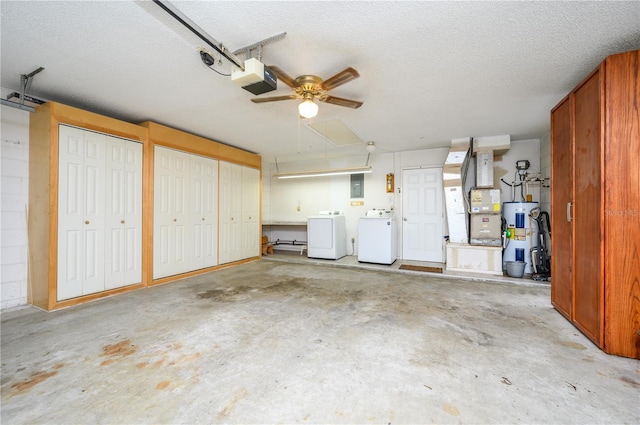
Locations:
321;67;360;91
269;66;298;88
251;95;298;103
322;95;363;109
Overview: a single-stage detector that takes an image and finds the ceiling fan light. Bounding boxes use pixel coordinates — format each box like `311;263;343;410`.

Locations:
299;99;318;118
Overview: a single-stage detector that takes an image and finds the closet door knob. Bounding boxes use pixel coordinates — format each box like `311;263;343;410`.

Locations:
121;220;125;224
202;218;205;221
85;220;90;225
173;218;177;222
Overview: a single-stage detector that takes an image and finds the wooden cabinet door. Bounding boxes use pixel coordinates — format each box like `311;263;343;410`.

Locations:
572;68;603;344
550;97;573;319
603;50;640;358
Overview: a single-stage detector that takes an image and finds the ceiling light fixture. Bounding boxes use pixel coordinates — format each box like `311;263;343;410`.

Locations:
366;141;376;152
298;93;318;118
274;153;373;179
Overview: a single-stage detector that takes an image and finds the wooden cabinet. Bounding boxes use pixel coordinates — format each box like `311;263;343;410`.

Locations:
28;105;261;309
29;103;148;310
550;50;640;359
143;122;262;281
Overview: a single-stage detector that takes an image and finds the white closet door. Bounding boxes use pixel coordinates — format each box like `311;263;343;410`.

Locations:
241;166;260;259
104;136;143;289
219;161;242;264
57;125;106;300
191;155;218;270
154;146;192;278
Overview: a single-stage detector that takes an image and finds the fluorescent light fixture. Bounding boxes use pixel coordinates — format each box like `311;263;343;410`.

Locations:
274;166;372;179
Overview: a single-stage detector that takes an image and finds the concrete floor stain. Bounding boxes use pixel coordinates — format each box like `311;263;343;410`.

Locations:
197;278;310;302
156;381;170;390
100;338;137;366
7;362;65;397
559;340;587;350
9;370;58;396
443;403;460;416
217;387;248;419
619;376;640;387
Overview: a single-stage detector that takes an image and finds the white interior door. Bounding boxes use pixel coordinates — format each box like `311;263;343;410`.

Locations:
105;136;142;289
57;125;106;300
402;167;444;262
154;146;191;278
191;154;218;270
219;161;242;264
241;166;260;259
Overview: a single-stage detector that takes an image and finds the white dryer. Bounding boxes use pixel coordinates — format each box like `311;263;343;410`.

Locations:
307;211;347;260
358;210;397;265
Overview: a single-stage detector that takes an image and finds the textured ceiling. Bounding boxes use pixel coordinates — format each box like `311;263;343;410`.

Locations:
2;1;639;163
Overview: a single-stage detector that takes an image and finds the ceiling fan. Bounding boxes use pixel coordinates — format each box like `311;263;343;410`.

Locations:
250;66;363;118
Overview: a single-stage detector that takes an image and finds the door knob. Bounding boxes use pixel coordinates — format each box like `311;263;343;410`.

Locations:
85;220;90;224
403;217;408;221
121;220;125;224
173;218;177;222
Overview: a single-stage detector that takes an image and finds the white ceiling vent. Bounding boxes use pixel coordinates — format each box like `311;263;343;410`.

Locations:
308;119;363;146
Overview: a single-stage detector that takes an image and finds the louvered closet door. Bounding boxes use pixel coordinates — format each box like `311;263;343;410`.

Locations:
191;154;218;270
57;125;106;300
154;146;192;278
104;136;143;289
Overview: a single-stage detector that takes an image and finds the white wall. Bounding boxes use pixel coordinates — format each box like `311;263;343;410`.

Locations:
1;104;30;309
539;132;551;214
266;153;395;253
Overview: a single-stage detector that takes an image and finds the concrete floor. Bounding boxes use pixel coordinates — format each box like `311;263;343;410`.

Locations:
1;256;639;424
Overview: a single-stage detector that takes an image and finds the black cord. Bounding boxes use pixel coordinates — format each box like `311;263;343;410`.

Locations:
206;66;230;77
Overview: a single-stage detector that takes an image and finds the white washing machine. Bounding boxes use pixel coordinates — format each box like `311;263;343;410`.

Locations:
358;210;397;265
307;211;347;260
